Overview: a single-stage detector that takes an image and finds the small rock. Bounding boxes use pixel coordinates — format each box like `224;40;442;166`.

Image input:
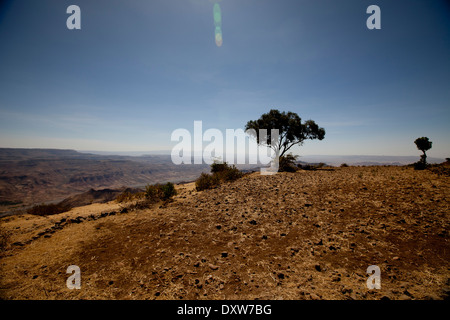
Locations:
208;264;219;270
332;276;341;282
314;264;322;272
399;294;411;300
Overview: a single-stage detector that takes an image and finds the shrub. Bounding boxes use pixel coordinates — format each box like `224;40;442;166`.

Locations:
121;182;178;211
27;203;72;216
116;191;134;203
340;163;349;167
145;182;177;201
195;161;243;191
160;182;177;200
195;172;220;191
317;162;326;169
279;154;298;172
145;184;164;201
297;163;315;170
413;161;427;170
210;162;229;174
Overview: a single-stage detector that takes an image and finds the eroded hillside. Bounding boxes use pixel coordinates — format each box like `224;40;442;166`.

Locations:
1;166;449;300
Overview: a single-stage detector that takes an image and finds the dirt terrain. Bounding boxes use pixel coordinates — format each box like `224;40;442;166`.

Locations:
1;165;449;300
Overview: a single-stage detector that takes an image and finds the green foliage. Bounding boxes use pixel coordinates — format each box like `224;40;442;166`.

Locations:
210;162;229;174
160;182;177;200
245;109;325;158
145;184;163;201
195;161;243;191
122;182;178;211
279;154;298;172
414;137;432;153
195;172;220;191
414;137;432;167
145;182;177;202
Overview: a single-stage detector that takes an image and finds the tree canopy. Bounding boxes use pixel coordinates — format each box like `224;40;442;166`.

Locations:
245;109;325;158
414;137;432;154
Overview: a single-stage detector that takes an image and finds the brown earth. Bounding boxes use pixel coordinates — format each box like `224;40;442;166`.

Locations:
0;149;210;210
0;166;449;300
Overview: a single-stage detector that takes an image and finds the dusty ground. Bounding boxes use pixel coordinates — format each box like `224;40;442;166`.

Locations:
1;166;449;300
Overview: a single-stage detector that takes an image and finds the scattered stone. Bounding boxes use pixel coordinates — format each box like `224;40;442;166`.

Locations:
208;264;219;270
314;264;322;272
332;276;341;282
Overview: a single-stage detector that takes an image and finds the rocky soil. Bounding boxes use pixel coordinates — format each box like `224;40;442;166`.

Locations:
1;166;449;300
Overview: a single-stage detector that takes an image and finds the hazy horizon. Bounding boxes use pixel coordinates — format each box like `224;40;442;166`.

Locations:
1;1;449;158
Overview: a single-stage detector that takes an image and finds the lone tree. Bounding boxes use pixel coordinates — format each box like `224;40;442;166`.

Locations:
414;137;432;166
245;109;325;170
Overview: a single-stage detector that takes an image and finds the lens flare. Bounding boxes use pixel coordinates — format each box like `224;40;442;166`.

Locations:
213;3;222;27
215;26;223;47
213;2;223;47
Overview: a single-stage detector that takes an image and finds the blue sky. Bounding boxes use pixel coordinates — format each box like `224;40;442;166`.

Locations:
0;0;449;158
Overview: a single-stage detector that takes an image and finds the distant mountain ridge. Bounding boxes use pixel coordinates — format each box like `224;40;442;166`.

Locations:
0;148;446;211
0;148;209;208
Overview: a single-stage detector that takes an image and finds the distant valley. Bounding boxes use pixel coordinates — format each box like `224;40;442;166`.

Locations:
0;148;210;210
0;148;445;215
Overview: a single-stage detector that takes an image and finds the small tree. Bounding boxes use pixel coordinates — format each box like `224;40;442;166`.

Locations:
245;109;325;171
414;137;432;167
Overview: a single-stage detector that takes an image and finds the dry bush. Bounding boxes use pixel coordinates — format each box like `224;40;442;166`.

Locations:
26;203;72;216
120;182;177;212
196;162;243;191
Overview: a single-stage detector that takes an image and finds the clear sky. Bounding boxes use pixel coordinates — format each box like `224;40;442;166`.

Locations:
0;0;449;158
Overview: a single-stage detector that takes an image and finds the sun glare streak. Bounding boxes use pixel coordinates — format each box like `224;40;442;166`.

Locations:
213;2;223;47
